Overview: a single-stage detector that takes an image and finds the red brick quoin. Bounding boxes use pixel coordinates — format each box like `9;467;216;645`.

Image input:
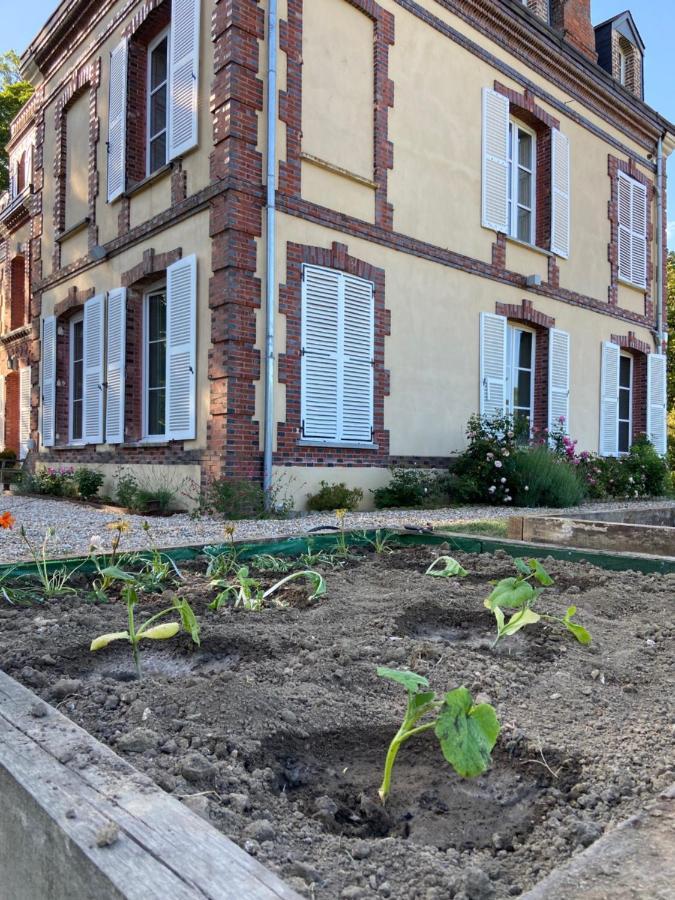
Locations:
611;330;651;439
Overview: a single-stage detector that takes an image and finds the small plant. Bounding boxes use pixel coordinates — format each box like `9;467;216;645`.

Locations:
425;556;468;578
75;467;105;501
203;525;241;577
19;525;79;598
377;668;500;804
115;471;139;509
250;553;294;573
134;486;175;514
361;529;398;554
334;508;350;556
91;583;200;680
307;481;363;512
484;558;591;647
209;567;326;612
372;466;449;509
298;539;340;569
134;521;182;590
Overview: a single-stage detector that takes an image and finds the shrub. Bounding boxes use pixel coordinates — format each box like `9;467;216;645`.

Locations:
0;449;17;461
134;487;175;513
74;468;104;501
509;448;586;508
372;466;449;509
449;413;524;506
115;472;139;509
306;481;363;512
624;434;670;497
17;466;77;497
209;478;266;518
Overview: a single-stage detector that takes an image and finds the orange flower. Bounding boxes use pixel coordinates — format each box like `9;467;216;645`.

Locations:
0;512;15;530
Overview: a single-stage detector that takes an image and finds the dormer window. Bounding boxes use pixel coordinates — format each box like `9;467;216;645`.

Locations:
594;11;645;100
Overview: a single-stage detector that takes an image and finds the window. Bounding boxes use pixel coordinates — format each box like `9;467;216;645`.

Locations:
507;325;535;426
618;46;628;86
70;315;84;443
617;172;647;289
508;121;536;244
147;29;169;175
16;152;26;194
618;353;632;453
144;286;167;437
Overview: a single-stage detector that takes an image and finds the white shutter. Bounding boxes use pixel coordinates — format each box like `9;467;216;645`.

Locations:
301;266;340;441
0;375;5;451
480;312;508;418
551;130;570;259
105;288;126;444
647;352;667;456
481;88;510;233
83;294;105;444
630;180;647;289
166;255;197;441
341;275;374;442
168;0;201;159
41;315;56;448
548;328;570;433
19;366;31;460
107;38;128;202
599;341;620;457
617;173;632;282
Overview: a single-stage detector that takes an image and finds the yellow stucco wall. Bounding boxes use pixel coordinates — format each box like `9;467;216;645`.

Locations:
64;90;90;229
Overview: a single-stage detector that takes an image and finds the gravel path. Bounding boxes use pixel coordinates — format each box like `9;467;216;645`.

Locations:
1;493;673;564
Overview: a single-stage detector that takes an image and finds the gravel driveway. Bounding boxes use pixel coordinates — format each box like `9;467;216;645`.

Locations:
0;493;672;564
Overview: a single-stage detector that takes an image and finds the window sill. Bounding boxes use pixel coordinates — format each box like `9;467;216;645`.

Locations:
122;438;171;448
55;217;90;243
123;164;172;199
52;443;86;450
297;439;379;450
617;277;647;292
505;235;554;258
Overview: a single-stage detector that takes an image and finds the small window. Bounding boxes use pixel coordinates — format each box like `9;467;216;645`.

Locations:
507;325;535;427
618;46;628;86
618;353;632;453
70;315;84;443
147;30;169;175
508;121;536;244
144;287;167;437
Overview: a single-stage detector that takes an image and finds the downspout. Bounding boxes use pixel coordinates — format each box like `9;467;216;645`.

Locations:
655;133;666;353
263;0;278;501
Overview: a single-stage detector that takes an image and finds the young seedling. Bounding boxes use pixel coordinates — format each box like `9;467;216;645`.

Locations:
90;583;200;679
250;553;294;574
361;529;398;555
298;540;341;569
484;558;591;647
19;526;81;599
335;508;351;556
209;567;326;612
425;556;469;578
377;667;500;804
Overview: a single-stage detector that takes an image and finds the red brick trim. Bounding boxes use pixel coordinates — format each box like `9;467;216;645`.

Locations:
276;241;391;467
53;285;95;319
121;247;182;288
279;0;395;229
611;332;650;439
492;234;506;270
496;298;555;329
610;330;652;356
493;82;560;131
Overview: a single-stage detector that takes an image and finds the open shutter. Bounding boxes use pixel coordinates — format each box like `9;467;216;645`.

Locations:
301;266;340;441
342;274;374;442
83;294;105;444
551;130;570;259
41;315;56;448
480;313;507;418
617;173;632;282
481;88;510;233
105;288;126;444
166;255;197;441
168;0;201;159
19;366;31;460
548;328;570;433
0;376;5;451
107;38;128;202
630;179;647;289
599;341;619;457
647;352;667;456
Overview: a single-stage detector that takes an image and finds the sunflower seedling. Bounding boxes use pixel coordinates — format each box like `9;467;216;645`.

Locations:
377;667;500;804
209;567;326;612
425;556;468;578
484;558;591;647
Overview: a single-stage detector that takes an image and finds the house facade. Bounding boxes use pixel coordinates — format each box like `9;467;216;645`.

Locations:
0;0;672;509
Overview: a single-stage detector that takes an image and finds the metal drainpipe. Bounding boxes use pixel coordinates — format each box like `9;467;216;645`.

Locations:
655;134;666;353
263;0;278;503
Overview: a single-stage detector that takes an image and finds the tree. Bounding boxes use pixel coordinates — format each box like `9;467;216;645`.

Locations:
0;51;34;192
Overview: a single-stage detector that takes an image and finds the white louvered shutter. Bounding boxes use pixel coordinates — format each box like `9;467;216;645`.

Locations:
599;341;620;457
41;315;56;448
481;88;510;233
630;180;647;289
480;313;508;418
0;376;5;451
342;275;374;442
83;294;105;444
302;266;340;441
647;352;667;456
551;130;570;259
19;366;31;460
166;255;197;441
107;39;128;202
168;0;201;160
617;174;632;282
548;328;570;433
105;288;126;444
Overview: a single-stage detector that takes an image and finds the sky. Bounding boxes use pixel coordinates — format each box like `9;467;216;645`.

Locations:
1;0;674;237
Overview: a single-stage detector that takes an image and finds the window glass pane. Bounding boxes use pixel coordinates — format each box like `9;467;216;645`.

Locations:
150;134;167;173
148;389;166;436
150;38;168;89
518;168;532;207
148;340;166;390
150;85;167;137
518;131;533;168
514;370;531;410
619;355;631;388
618;420;630;453
619;387;630;420
518;331;533;368
72;400;83;441
146;292;167;436
517;207;532;242
73;321;84;363
148;293;167;341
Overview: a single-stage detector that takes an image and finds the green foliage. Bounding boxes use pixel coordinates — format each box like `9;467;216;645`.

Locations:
376;668;500;802
115;472;139;508
16;466;77;497
449;413;525;506
372;466;449;509
425;556;469;578
306;480;364;512
207;477;294;519
0;448;17;460
74;468;104;501
441;520;508;538
249;553;294;573
360;529;399;554
0;52;34;192
509;447;586;508
297;540;341;569
18;525;80;599
134;486;175;513
209;566;326;612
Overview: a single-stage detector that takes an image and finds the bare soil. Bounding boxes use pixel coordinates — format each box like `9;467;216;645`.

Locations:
0;544;673;900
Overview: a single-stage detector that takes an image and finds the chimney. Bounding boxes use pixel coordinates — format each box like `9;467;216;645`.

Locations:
551;0;598;62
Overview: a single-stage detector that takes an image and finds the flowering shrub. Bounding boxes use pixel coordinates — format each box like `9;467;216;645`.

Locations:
17;466;78;497
449;414;524;506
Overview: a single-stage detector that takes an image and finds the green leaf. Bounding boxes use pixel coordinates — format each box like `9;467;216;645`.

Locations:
90;631;130;651
99;565;136;583
498;607;541;638
514;558;531;577
434;686;500;778
176;598;201;645
564;607;592;645
425;557;469;578
377;667;430;694
527;559;554;586
486;578;536;610
410;690;436;713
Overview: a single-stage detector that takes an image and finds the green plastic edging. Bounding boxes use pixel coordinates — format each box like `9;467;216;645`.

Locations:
2;529;675;583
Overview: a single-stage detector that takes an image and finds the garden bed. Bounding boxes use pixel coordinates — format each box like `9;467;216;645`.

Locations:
0;542;673;899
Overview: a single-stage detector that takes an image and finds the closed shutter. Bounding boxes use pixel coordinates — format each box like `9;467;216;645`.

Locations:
599;341;620;457
19;366;31;460
647;352;667;456
480;312;508;418
548;328;570;433
550;130;570;259
83;294;105;444
105;288;126;444
481;88;510;233
0;375;5;451
617;172;647;288
166;255;197;441
341;275;374;442
168;0;201;160
107;38;128;202
301;267;340;441
41;315;56;448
